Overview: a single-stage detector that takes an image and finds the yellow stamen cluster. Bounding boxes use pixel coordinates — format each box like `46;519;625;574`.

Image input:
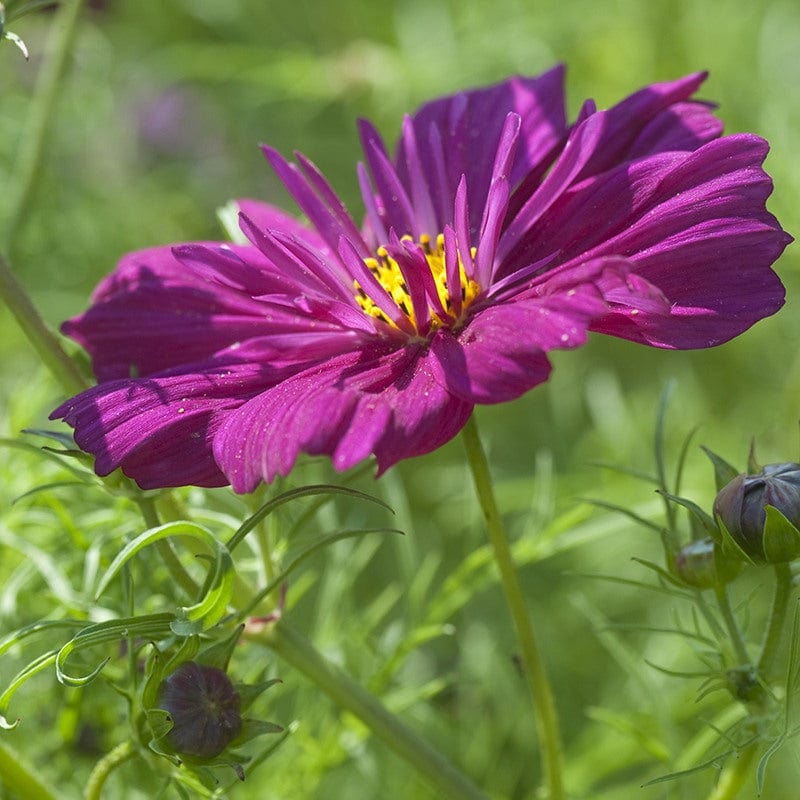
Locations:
355;234;480;334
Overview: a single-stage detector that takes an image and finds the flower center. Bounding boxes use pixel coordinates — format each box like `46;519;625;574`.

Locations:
355;233;480;335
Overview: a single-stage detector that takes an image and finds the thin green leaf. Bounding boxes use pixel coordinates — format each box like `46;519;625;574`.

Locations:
631;557;689;590
657;490;717;535
238;527;403;619
12;480;93;504
756;736;783;793
674;425;699;496
55;613;175;686
654;380;676;494
643;660;717;679
567;571;695;600
747;437;761;474
0;437;91;478
0;651;58;729
642;749;733;786
227;484;393;552
0;618;86;657
95;521;235;631
585;460;659;485
701;446;740;492
583;498;662;533
21;428;77;448
0;526;80;606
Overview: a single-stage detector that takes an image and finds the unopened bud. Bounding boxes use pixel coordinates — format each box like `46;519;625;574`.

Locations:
158;661;242;759
713;463;800;563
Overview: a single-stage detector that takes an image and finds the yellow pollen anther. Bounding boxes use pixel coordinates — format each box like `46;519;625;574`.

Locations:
354;234;480;334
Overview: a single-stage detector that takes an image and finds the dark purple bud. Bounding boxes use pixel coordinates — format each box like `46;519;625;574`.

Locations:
674;537;739;588
713;463;800;563
158;661;242;759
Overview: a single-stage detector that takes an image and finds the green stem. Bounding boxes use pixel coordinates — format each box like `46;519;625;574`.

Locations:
0;0;89;397
4;0;86;249
0;250;87;395
460;414;565;800
135;496;201;599
0;737;59;800
704;743;757;800
84;740;136;800
714;584;750;666
255;619;488;800
757;563;794;679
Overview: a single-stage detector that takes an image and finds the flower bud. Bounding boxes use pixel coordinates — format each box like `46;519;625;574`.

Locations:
674;537;740;588
158;661;242;759
713;463;800;563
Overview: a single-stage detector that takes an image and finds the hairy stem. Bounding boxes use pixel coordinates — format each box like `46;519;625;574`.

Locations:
460;414;565;800
714;584;750;666
757;562;794;679
84;740;136;800
255;619;488;800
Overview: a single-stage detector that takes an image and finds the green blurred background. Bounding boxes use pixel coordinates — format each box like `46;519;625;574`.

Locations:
1;0;798;798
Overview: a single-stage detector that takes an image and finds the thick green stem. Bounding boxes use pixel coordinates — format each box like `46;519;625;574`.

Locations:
757;563;794;679
704;744;757;800
4;0;86;249
460;415;565;800
255;619;488;800
714;584;750;667
84;740;136;800
0;738;59;800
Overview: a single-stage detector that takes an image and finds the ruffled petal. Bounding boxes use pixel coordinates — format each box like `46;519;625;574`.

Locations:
576;72;722;179
498;134;789;348
213;345;473;492
50;363;274;489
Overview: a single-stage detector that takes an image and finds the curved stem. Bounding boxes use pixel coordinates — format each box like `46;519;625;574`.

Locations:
254;619;488;800
0;251;87;395
84;740;136;800
460;414;565;800
757;563;793;679
0;738;59;800
704;743;757;800
4;0;86;249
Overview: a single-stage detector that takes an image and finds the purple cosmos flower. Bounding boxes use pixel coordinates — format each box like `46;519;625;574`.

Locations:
51;67;791;493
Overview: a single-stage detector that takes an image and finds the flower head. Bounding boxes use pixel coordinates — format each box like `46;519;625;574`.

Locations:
51;67;791;492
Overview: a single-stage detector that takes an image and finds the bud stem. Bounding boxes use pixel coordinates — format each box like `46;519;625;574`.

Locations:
714;584;750;667
757;563;794;679
704;743;757;800
460;414;565;800
84;740;136;800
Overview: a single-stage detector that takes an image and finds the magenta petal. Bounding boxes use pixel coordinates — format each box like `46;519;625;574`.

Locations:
432;278;608;404
214;346;473;492
235;199;330;254
576;72;720;178
50;364;273;489
64;246;276;381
